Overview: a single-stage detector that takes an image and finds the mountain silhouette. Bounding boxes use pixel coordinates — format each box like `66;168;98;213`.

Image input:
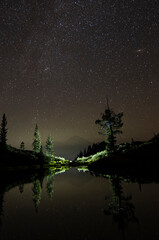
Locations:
54;136;92;160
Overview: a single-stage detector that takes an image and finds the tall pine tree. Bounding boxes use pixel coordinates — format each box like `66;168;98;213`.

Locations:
45;135;54;157
32;124;41;153
0;114;8;147
95;102;123;154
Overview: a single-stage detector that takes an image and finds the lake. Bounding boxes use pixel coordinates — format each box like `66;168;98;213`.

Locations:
0;167;159;240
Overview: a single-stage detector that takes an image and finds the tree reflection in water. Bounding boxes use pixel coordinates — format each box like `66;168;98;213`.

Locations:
0;166;68;225
32;179;42;213
104;175;138;238
46;175;54;200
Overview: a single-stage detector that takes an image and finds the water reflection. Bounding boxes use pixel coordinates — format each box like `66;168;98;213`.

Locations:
46;175;54;200
104;175;138;237
32;179;42;213
0;166;68;223
0;167;159;239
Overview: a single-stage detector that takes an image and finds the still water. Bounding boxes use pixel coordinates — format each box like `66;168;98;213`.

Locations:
0;167;159;240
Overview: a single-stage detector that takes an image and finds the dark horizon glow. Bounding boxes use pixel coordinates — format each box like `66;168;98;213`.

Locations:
0;0;159;149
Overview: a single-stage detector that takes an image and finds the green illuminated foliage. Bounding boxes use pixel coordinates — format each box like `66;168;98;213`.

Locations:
32;124;41;153
45;135;54;157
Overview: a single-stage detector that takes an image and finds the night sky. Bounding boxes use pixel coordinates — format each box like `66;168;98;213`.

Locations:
0;0;159;149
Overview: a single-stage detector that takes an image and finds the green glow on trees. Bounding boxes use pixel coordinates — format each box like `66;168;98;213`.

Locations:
32;124;41;153
45;135;54;157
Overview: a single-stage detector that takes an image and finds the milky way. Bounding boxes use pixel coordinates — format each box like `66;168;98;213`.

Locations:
0;0;159;148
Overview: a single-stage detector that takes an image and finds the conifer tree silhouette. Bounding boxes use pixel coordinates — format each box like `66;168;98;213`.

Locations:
0;114;8;147
32;124;41;153
95;100;123;154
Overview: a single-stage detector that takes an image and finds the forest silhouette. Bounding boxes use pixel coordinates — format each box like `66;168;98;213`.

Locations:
0;104;159;175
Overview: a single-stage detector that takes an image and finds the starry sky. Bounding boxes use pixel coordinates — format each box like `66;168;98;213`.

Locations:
0;0;159;150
